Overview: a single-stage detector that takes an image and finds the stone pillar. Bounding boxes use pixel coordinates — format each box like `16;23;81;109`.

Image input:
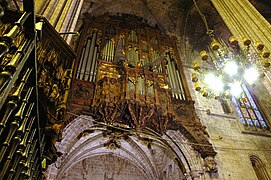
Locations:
211;0;271;48
56;0;84;43
42;0;59;21
36;0;50;14
41;0;84;44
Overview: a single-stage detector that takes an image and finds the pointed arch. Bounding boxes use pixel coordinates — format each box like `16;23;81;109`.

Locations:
250;155;271;180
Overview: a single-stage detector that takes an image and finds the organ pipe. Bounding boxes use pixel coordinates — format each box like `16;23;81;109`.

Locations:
167;59;177;98
111;40;115;62
176;69;186;100
84;33;97;81
89;46;98;82
77;45;86;79
93;52;99;82
166;67;175;99
80;37;91;80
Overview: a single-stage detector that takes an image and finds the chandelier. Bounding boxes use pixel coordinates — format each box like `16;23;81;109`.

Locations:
191;0;270;99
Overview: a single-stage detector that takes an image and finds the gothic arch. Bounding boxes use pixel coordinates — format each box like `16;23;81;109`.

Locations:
250;155;271;180
46;115;205;180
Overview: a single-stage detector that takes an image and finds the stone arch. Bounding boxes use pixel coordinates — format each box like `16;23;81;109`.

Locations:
250;155;271;180
46;115;205;180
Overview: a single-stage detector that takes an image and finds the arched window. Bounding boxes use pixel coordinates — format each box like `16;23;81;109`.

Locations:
250;155;270;180
232;84;268;129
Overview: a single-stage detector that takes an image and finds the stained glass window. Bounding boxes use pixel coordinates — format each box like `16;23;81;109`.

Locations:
232;84;268;129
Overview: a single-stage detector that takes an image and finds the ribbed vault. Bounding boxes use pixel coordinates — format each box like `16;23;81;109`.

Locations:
46;115;205;180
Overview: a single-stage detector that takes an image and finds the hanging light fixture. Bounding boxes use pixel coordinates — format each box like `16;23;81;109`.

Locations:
191;0;270;99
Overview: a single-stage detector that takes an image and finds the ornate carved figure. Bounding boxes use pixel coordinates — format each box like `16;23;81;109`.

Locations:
49;84;60;101
43;123;64;166
204;156;218;173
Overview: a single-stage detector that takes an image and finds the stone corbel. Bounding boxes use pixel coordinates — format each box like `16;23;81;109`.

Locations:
203;156;218;174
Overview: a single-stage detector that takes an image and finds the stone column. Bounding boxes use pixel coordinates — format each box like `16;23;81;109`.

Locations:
211;0;271;49
56;0;84;43
41;0;84;44
35;0;50;14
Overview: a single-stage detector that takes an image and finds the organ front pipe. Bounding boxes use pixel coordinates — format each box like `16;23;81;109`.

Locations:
105;40;109;61
111;40;114;62
80;38;91;80
109;40;112;61
82;38;92;80
89;46;98;82
77;46;86;79
169;58;180;99
173;64;182;99
169;59;178;99
85;33;96;81
166;67;175;98
167;59;177;98
176;69;185;100
93;52;99;82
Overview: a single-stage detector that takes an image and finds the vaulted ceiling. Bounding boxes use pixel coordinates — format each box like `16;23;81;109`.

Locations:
76;0;271;50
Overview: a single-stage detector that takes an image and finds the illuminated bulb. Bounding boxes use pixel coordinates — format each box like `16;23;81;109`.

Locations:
213;78;224;92
205;73;216;85
224;61;238;76
230;81;242;97
205;73;224;92
244;67;259;84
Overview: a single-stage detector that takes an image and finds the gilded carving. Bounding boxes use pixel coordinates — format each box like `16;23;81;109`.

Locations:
49;84;60;102
128;103;155;130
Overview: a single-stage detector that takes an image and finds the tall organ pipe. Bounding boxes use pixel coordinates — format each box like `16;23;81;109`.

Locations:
93;52;99;82
80;37;91;80
89;46;98;82
170;58;181;99
84;33;97;81
167;58;177;98
166;67;175;99
77;46;85;79
110;40;114;62
176;69;186;100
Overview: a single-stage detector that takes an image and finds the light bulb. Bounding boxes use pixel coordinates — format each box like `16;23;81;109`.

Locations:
244;67;259;84
230;81;242;97
205;73;224;92
224;61;238;76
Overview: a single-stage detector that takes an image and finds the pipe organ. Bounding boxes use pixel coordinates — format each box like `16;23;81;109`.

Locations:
70;14;217;158
73;14;187;105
